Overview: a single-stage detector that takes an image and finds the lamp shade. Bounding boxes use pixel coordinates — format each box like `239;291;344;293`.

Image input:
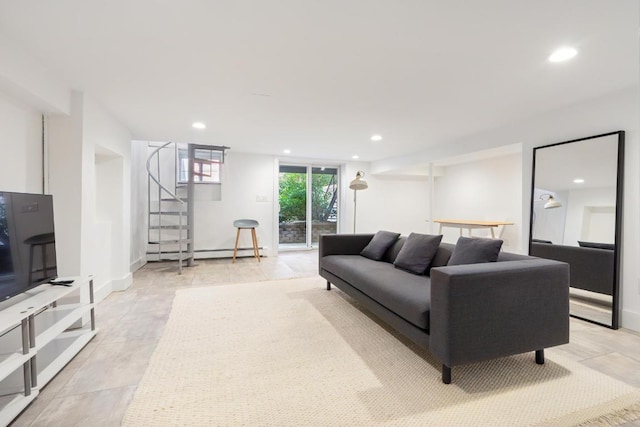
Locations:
349;171;368;190
543;195;561;209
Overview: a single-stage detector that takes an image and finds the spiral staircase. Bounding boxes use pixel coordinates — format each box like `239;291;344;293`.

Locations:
146;142;194;273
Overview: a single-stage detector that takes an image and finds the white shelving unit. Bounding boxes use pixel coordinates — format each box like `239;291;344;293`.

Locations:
0;277;96;426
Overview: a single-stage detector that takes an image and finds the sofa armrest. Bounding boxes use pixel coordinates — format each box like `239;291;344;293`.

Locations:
318;234;374;257
429;259;569;368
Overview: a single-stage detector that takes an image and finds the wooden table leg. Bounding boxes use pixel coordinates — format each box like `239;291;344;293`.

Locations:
232;228;241;263
251;228;260;262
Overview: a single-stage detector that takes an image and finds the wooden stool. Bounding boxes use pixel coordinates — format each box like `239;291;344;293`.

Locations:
232;219;260;263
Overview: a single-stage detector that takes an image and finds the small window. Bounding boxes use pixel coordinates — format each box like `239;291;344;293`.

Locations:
178;148;223;184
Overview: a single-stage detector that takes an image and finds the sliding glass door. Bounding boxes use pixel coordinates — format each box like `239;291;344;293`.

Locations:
279;164;338;249
311;167;338;245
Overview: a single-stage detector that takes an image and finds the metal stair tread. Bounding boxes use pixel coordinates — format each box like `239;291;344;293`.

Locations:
146;253;194;260
149;211;184;215
149;225;186;230
146;250;195;256
148;239;192;244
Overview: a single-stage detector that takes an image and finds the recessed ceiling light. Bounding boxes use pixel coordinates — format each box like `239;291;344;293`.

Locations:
573;178;585;184
283;149;291;154
192;122;206;129
549;47;578;63
352;155;359;160
370;134;383;141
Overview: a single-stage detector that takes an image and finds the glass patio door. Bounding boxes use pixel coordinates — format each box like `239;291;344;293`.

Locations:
278;164;338;249
311;167;338;245
278;165;308;248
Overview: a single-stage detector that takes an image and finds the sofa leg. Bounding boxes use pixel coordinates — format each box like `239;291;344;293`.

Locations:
442;365;451;384
326;281;331;291
535;349;545;365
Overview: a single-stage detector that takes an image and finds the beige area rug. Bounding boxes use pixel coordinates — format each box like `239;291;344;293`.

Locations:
123;277;640;426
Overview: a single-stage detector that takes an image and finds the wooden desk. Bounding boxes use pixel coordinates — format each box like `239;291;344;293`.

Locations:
434;219;514;239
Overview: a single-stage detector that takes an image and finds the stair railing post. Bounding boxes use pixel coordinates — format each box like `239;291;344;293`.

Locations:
157;146;162;257
147;144;151;248
187;144;195;267
178;203;184;274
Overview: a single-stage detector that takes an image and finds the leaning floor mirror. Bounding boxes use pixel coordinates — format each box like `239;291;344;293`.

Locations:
529;131;624;329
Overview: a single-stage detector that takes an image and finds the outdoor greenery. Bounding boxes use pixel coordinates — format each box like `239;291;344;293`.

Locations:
279;173;336;223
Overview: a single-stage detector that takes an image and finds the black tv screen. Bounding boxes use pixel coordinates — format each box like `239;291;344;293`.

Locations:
0;191;57;301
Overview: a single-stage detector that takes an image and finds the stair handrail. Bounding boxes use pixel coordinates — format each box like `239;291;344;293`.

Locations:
145;141;186;205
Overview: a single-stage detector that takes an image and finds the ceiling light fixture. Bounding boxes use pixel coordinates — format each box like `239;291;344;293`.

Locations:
573;178;585;184
370;134;383;141
283;149;291;154
192;122;206;129
352;155;359;160
548;47;578;63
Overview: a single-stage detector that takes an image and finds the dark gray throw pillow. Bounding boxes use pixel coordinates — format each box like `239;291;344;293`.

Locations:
360;231;400;260
447;236;503;266
393;233;443;275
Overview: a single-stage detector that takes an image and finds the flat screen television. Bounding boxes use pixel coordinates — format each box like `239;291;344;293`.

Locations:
0;191;58;301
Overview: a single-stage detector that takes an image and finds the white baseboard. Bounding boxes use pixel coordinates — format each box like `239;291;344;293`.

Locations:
130;257;147;273
94;280;113;304
94;273;133;303
194;249;270;260
621;308;640;333
112;273;133;292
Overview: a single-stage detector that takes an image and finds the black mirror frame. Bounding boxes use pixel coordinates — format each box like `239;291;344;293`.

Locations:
529;130;624;329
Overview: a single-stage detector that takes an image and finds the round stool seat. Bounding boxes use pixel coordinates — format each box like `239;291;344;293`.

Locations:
233;219;259;228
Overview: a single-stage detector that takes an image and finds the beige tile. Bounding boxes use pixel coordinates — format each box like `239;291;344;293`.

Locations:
580;352;640;387
57;341;157;396
28;386;136;427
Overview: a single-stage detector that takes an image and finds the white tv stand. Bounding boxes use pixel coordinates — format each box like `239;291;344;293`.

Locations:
0;277;96;425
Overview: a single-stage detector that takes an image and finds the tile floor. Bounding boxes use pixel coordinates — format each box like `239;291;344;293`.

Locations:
10;250;640;426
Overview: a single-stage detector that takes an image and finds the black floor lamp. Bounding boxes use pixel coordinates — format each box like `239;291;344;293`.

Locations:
349;171;368;233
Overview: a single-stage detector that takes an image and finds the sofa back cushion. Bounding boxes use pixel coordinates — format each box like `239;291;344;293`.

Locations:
447;237;503;265
393;233;443;275
428;243;454;274
360;230;401;260
382;236;407;263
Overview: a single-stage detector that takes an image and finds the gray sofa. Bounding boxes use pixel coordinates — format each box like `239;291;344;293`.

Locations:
530;242;614;295
319;234;570;384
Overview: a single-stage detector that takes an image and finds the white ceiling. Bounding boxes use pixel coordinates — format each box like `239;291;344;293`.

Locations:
0;0;637;163
534;133;620;192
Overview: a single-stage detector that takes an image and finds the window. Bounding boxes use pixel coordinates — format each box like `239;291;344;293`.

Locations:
178;148;223;184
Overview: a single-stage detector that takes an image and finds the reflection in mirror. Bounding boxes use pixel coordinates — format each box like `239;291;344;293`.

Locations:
529;131;624;329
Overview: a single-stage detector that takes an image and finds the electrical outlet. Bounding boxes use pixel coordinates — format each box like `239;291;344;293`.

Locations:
256;195;268;202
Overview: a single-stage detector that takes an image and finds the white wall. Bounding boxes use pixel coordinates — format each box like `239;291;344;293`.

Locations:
0;94;43;193
563;187;616;246
0;31;70;115
130;141;149;271
343;164;430;236
195;151;276;256
83;97;132;292
48;92;133;298
47;93;84;277
432;153;522;251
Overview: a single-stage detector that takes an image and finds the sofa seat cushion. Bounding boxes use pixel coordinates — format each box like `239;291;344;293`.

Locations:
321;255;431;330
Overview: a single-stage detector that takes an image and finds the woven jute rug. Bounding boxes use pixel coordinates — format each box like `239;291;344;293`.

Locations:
123;277;640;426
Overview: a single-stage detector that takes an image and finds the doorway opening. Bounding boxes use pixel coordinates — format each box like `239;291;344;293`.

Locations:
278;164;339;249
